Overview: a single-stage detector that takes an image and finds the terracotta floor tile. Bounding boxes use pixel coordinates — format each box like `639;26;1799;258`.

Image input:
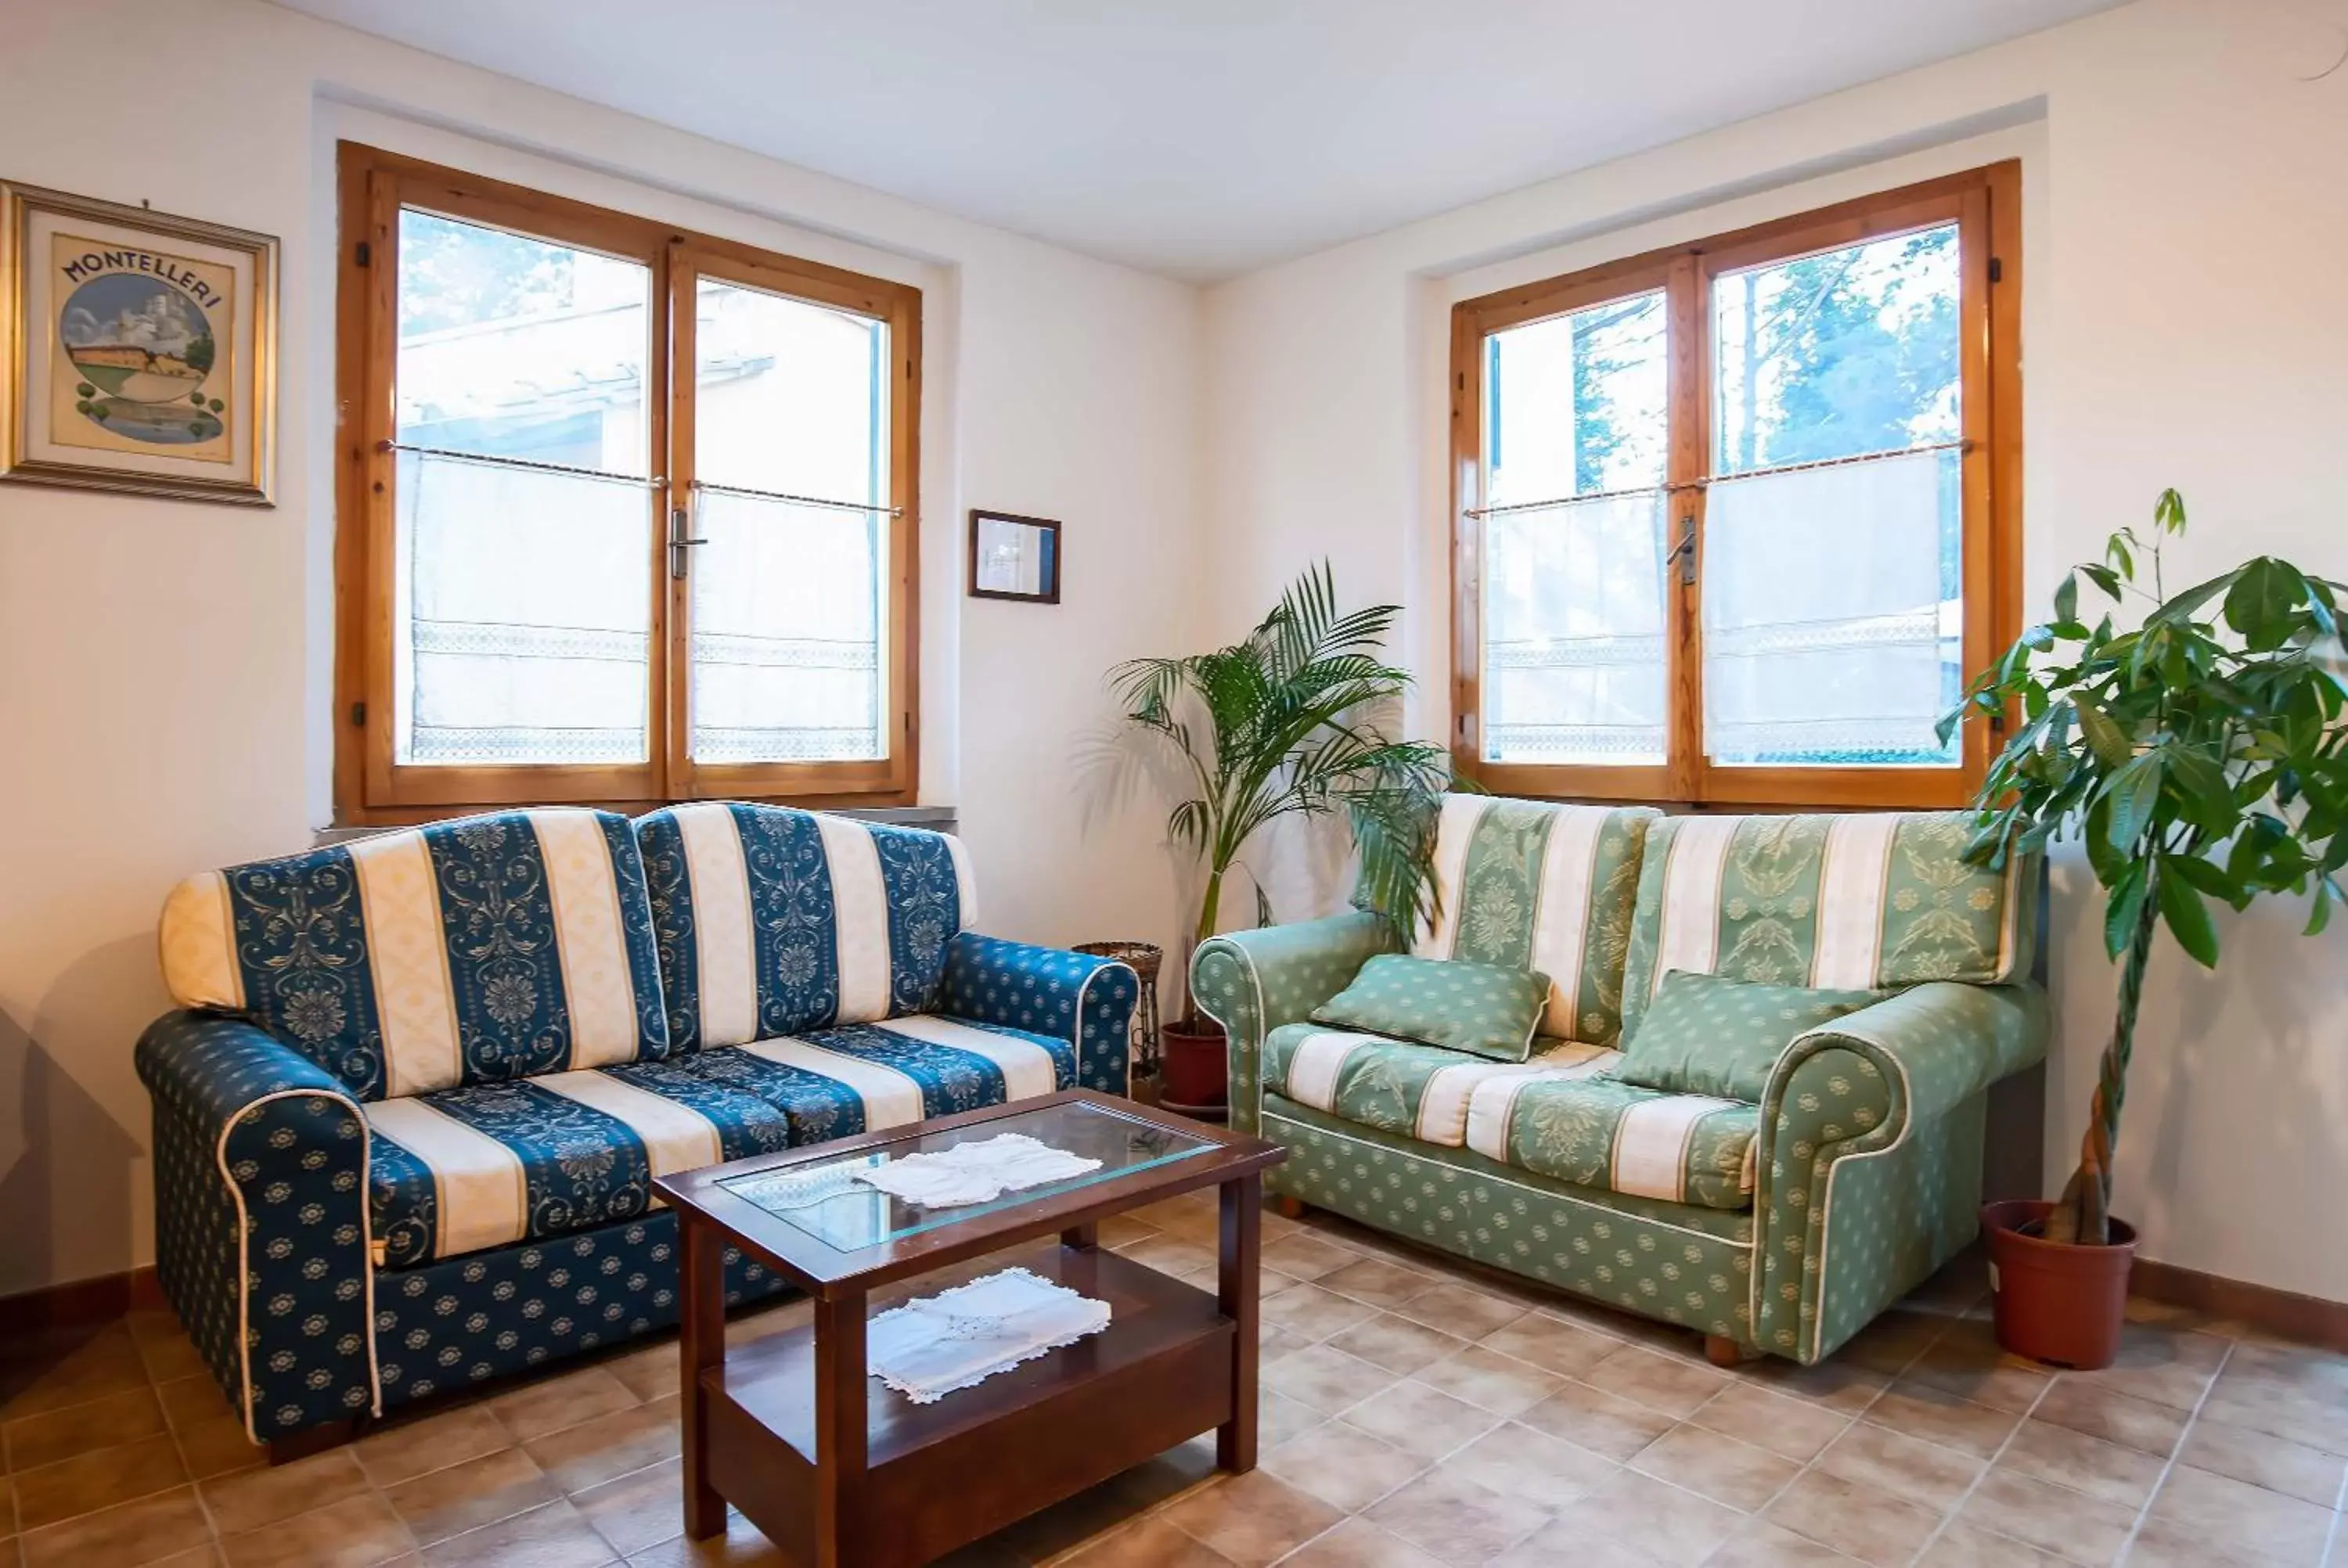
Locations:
1409;1347;1564;1418
491;1365;642;1446
1692;1382;1853;1463
355;1403;515;1489
2199;1361;2348;1455
128;1322;212;1386
1827;1310;1944;1379
1913;1522;2070;1566
384;1445;561;1547
1363;1466;1550;1567
1273;1517;1447;1568
1256;1325;1312;1368
13;1429;185;1530
1259;1235;1359;1283
2062;1325;2230;1412
573;1458;691;1559
2173;1412;2347;1508
1708;1519;1867;1566
1950;1469;2136;1566
156;1374;239;1431
171;1414;268;1483
1324;1315;1464;1377
1256;1388;1326;1451
421;1496;615;1568
1430;1421;1616;1512
1992;1419;2166;1512
0;1326;150;1421
1865;1381;2022;1459
1057;1514;1232;1568
2;1384;168;1471
1543;1467;1744;1567
148;1546;231;1568
1583;1343;1730;1420
201;1446;372;1536
2143;1462;2337;1565
1158;1471;1343;1568
1759;1469;1946;1568
1121;1235;1220;1279
1518;1378;1677;1462
1259;1286;1380;1343
1262;1346;1394;1417
1316;1259;1439;1314
15;1484;213;1568
2026;1378;2188;1458
219;1491;415;1568
1261;1419;1427;1513
2123;1515;2278;1568
1488;1515;1673;1567
1812;1421;1982;1513
1730;1357;1889;1416
1385;1283;1526;1343
617;1506;785;1566
1902;1321;2056;1414
524;1396;681;1495
1339;1381;1500;1462
1475;1314;1616;1379
607;1343;682;1406
1629;1422;1801;1513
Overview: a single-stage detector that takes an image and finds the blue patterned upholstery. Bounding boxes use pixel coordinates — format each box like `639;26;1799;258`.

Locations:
142;804;1143;1450
159;808;669;1099
636;802;977;1049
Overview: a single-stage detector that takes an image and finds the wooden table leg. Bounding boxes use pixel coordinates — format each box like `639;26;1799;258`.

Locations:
679;1214;727;1540
1061;1221;1100;1250
1215;1172;1261;1473
812;1288;869;1568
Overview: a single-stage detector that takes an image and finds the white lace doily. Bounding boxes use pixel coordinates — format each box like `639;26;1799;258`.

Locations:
866;1266;1112;1403
850;1132;1104;1208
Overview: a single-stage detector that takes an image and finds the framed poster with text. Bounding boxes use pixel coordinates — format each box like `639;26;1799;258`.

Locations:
1;183;276;504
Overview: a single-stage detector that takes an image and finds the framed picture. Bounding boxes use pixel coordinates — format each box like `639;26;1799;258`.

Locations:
968;509;1061;603
1;183;277;505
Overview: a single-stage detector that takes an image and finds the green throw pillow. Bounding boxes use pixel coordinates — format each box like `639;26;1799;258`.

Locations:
1613;969;1884;1102
1309;954;1550;1063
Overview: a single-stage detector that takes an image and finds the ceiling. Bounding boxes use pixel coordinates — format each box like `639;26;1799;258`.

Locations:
272;0;2116;281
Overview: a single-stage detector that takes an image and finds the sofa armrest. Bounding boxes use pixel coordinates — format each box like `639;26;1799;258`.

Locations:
936;933;1140;1095
1752;982;2051;1361
136;1011;378;1442
1190;912;1397;1135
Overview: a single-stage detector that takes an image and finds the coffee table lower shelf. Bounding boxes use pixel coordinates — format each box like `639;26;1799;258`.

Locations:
703;1244;1238;1568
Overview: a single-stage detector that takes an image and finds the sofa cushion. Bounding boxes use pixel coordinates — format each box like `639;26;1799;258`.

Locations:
1309;954;1550;1063
1612;969;1882;1102
1411;794;1658;1046
1619;811;2040;1041
160;808;668;1100
635;802;977;1051
1262;1023;1615;1149
1464;1072;1759;1212
366;1012;1070;1267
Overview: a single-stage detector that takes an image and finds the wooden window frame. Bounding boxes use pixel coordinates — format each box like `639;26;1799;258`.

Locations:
1449;160;2021;811
333;142;921;825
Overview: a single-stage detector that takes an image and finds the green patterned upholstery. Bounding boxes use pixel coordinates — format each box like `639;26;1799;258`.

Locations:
1621;811;2039;1041
1613;969;1882;1102
1415;795;1658;1045
1309;954;1550;1062
1194;809;2051;1368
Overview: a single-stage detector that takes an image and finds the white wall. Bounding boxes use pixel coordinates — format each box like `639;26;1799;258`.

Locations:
0;0;1204;1296
1203;0;2348;1302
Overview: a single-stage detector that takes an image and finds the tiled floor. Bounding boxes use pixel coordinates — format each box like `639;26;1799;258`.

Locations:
2;1189;2343;1567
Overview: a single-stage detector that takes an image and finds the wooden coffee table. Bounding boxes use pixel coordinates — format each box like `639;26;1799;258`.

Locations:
654;1089;1287;1568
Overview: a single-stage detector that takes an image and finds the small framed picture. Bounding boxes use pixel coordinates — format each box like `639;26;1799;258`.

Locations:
968;509;1062;603
1;182;278;505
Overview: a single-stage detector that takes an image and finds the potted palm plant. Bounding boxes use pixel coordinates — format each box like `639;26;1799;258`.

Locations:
1946;490;2346;1367
1113;564;1456;1112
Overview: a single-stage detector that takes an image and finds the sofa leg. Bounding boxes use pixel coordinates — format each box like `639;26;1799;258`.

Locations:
265;1415;364;1465
1272;1195;1308;1221
1702;1334;1757;1368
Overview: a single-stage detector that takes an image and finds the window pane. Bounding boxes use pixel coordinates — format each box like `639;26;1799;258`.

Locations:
393;450;651;764
1486;291;1666;506
395;210;650;474
391;213;654;767
1702;447;1961;767
690;276;890;765
1483;491;1669;766
1712;224;1959;474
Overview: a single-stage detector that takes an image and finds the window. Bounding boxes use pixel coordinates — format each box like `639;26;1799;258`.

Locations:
1451;163;2018;807
333;144;920;820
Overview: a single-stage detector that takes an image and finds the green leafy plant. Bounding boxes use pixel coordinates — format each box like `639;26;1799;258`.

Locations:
1114;563;1457;953
1944;491;2348;1244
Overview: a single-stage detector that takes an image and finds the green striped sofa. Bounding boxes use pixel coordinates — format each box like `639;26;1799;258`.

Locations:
1192;797;2048;1365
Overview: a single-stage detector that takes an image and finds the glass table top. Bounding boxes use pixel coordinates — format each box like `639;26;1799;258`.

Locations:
714;1099;1216;1252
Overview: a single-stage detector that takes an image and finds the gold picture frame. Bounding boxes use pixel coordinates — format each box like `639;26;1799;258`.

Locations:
1;182;277;505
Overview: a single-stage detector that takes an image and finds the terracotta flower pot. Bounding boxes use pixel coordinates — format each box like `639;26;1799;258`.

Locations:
1158;1016;1229;1114
1982;1198;2139;1370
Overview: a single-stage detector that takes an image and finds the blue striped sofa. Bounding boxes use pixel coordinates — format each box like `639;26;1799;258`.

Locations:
135;803;1138;1454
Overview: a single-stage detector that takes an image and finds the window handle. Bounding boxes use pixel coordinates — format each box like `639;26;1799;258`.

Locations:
1666;513;1698;584
668;505;708;580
